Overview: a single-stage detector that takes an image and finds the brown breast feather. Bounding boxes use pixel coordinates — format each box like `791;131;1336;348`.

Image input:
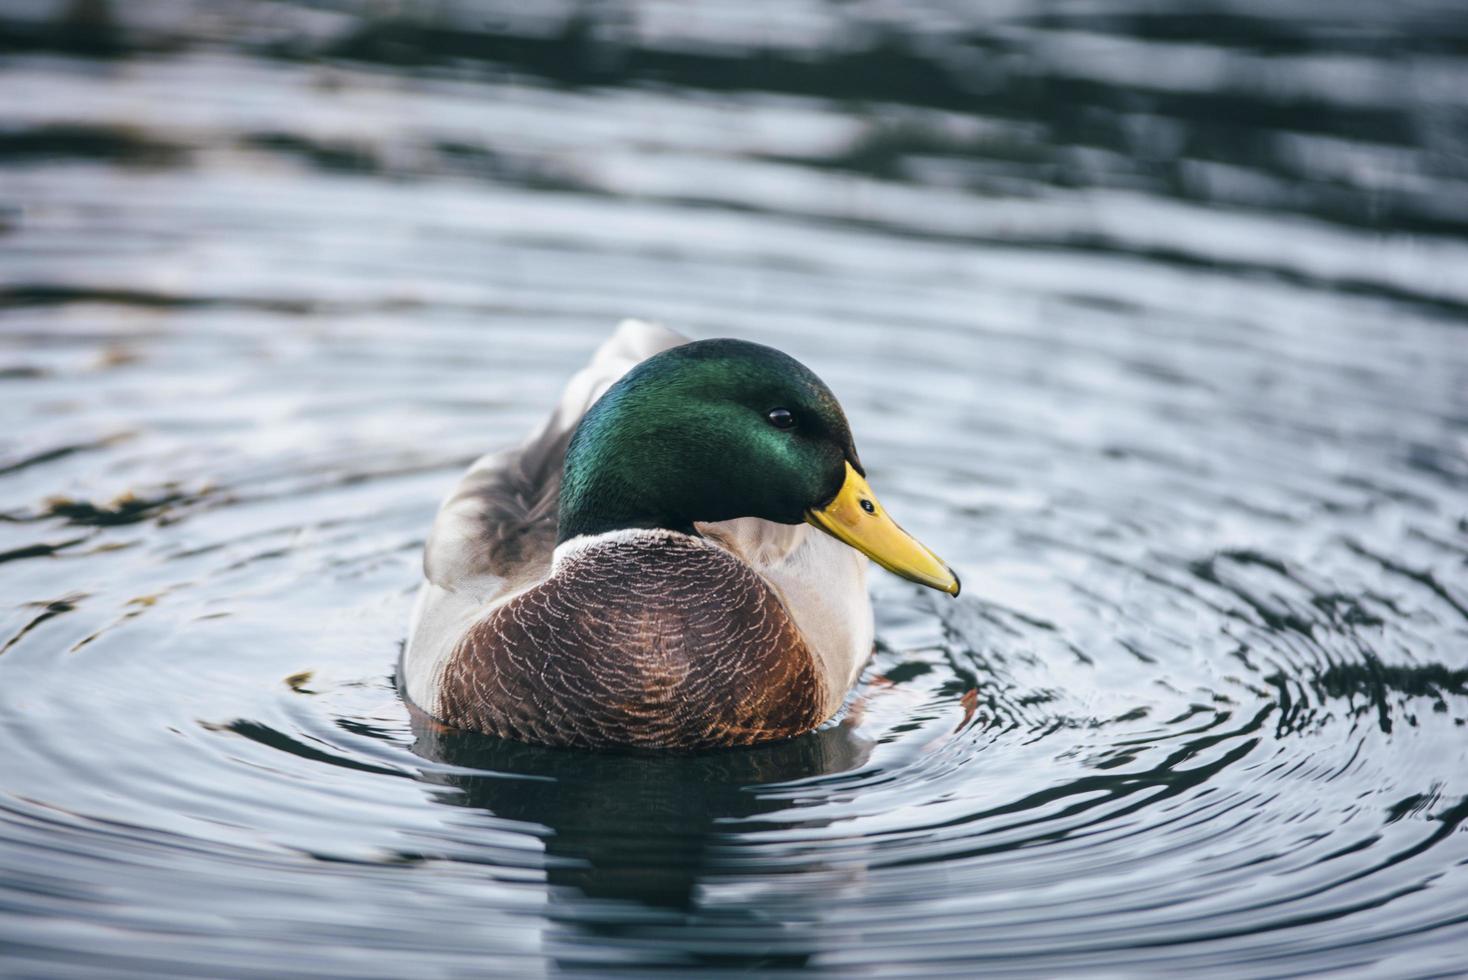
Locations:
437;532;827;749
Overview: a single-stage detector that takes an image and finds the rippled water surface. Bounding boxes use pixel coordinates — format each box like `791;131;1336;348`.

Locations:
3;1;1468;975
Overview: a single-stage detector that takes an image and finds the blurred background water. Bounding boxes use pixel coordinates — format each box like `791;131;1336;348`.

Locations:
2;0;1467;976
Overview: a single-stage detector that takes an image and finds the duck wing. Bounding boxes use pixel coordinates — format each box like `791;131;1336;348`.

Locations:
422;319;688;598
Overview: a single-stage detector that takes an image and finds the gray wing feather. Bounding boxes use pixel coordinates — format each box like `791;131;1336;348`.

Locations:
423;320;688;596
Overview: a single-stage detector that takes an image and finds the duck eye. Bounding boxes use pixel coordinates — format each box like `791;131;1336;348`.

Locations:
766;408;796;430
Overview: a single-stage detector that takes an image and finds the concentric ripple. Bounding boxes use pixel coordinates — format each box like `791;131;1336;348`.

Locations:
2;0;1467;976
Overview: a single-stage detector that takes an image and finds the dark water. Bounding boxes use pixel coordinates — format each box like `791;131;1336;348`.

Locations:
3;1;1468;975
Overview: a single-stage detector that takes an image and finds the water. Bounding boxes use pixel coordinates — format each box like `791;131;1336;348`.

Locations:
2;1;1467;975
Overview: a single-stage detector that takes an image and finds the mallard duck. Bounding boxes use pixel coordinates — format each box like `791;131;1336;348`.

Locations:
404;321;958;750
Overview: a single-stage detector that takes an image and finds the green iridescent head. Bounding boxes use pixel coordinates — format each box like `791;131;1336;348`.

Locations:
557;338;958;595
558;339;856;539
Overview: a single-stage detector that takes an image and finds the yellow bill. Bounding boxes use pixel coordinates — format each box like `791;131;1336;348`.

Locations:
806;462;960;596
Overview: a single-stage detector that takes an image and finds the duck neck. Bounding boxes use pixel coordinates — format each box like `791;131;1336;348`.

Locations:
555;398;697;543
556;468;694;542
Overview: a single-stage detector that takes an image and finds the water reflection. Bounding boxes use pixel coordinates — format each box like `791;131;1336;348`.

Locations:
413;708;874;909
411;708;873;970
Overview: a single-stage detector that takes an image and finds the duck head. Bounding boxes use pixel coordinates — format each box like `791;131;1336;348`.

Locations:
557;338;959;596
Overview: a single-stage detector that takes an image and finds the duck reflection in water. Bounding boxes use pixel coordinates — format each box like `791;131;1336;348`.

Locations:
409;702;875;962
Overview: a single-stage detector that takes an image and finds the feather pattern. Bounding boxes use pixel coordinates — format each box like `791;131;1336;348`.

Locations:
438;530;825;749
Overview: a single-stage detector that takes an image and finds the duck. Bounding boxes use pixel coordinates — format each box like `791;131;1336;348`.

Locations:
403;321;958;750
